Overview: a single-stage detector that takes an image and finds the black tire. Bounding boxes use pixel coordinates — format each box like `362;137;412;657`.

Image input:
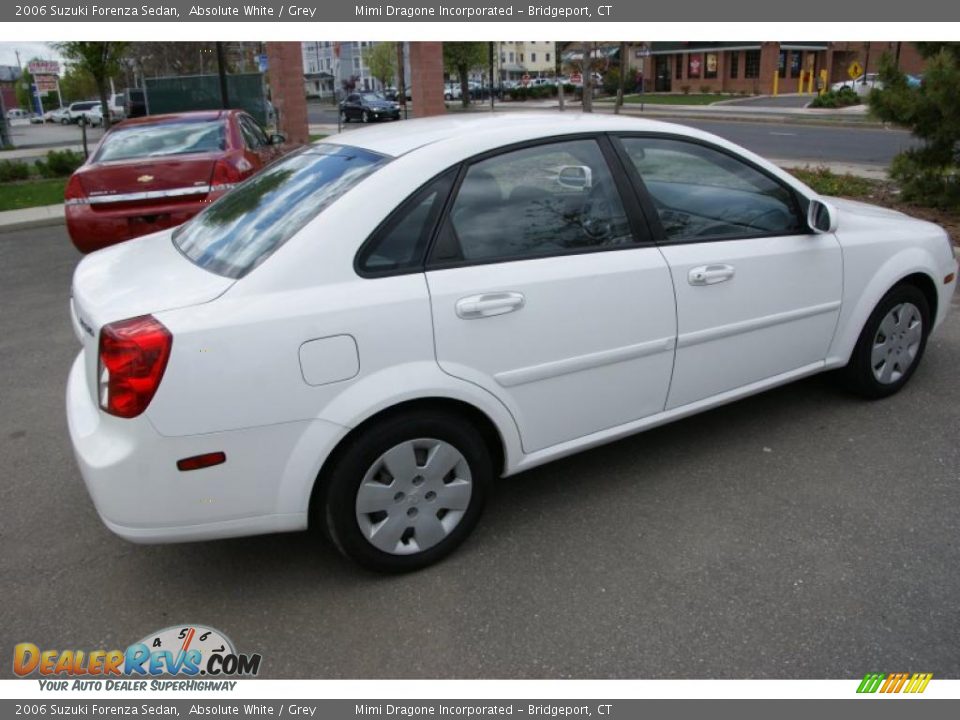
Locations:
340;110;349;123
321;411;491;572
360;110;369;124
840;283;930;399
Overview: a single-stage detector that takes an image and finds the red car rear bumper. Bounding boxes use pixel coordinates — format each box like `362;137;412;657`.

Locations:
66;196;216;253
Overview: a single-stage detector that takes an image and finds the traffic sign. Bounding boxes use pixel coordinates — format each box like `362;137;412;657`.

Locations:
848;61;863;79
569;73;582;84
521;73;531;87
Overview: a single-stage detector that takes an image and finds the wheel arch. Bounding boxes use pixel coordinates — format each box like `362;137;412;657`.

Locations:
307;397;508;528
827;247;942;366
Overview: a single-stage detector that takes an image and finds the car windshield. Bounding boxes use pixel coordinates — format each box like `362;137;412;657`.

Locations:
361;93;383;102
93;119;227;162
173;143;389;279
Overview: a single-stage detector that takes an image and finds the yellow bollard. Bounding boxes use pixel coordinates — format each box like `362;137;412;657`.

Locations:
773;72;778;96
819;69;828;95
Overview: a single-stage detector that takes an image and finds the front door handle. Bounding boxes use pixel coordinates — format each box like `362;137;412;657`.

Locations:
688;264;735;286
455;292;526;319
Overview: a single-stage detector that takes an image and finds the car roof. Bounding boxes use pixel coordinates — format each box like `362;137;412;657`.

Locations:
324;112;708;158
113;110;232;128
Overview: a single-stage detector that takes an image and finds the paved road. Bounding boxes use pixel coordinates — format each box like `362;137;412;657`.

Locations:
721;94;812;108
2;226;958;679
651;118;919;167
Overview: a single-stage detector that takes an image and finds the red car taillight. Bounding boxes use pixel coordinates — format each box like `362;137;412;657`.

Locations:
98;315;172;418
210;158;243;192
64;174;87;205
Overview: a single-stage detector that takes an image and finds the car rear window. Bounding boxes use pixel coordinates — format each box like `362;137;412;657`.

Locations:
173;144;389;279
93;119;227;162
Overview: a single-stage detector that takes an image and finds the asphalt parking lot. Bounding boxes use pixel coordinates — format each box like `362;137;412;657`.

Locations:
1;225;958;679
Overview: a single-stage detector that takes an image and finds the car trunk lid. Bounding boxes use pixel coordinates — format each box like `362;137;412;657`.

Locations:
71;228;235;406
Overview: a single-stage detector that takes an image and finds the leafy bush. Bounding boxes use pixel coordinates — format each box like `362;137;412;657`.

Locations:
789;166;877;198
679;85;691;95
35;149;84;178
0;159;31;183
810;86;861;108
700;84;712;94
602;68;621;96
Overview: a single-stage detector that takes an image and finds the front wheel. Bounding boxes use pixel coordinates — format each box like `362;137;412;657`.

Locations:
321;412;491;572
340;110;350;123
360;110;370;123
841;283;930;398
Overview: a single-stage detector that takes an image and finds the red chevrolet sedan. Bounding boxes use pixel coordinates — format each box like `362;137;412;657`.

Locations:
65;109;291;253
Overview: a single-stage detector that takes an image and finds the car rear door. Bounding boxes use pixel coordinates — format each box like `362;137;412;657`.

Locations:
614;134;842;409
424;136;677;454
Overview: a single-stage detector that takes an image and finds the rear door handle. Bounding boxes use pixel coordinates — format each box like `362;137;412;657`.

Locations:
688;264;735;286
455;292;526;319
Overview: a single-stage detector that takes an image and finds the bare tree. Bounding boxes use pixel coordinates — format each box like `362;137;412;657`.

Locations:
614;42;628;114
582;42;593;113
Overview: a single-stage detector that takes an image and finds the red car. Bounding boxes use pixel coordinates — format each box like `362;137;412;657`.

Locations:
65;109;291;253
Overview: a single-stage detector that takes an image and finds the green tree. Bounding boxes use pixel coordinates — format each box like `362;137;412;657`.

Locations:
870;43;960;208
15;65;35;112
364;42;397;91
54;41;129;129
443;42;486;106
59;64;98;104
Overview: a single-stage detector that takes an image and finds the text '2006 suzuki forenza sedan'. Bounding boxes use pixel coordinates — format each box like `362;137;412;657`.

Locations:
67;114;957;571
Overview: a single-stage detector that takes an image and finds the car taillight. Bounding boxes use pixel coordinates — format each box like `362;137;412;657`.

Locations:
64;175;87;205
210;159;243;192
98;315;172;418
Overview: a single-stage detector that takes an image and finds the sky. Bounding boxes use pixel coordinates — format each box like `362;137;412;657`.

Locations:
0;42;64;71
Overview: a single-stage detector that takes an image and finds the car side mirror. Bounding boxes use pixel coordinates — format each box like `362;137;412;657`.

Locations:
269;133;286;145
558;165;592;190
808;199;838;234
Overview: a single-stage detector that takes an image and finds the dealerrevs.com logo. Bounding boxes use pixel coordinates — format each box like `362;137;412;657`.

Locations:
13;625;261;690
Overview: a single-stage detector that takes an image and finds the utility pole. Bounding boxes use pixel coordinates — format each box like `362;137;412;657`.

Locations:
488;42;495;112
614;41;627;114
556;41;565;111
582;42;593;112
397;42;408;119
215;42;230;108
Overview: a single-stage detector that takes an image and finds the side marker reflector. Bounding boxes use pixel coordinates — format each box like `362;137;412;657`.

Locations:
177;452;226;472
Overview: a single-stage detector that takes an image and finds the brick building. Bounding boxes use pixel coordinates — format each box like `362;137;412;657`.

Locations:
634;41;926;94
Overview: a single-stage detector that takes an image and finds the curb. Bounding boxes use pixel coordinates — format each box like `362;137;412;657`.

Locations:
0;204;65;232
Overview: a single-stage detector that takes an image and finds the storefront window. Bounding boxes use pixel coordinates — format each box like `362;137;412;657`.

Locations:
675;53;683;79
778;50;787;78
688;54;702;79
730;52;739;78
744;50;761;79
790;51;802;78
705;53;718;79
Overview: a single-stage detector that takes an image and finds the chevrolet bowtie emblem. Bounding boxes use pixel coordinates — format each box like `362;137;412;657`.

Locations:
137;175;154;183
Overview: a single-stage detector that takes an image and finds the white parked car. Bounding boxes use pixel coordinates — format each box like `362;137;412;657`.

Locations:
832;73;883;95
67;114;957;571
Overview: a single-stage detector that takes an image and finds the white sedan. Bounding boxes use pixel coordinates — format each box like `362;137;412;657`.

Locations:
66;114;957;571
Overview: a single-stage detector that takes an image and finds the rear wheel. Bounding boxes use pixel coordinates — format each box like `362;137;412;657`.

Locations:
841;283;930;398
322;412;491;572
361;110;370;123
340;110;349;123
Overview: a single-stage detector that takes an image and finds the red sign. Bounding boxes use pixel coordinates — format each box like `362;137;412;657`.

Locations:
521;73;531;87
28;60;59;76
35;76;58;93
569;73;582;84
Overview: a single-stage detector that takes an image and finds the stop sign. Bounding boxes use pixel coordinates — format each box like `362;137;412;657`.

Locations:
570;73;582;84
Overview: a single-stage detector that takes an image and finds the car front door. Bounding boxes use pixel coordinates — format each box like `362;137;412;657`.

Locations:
424;137;678;454
238;113;279;166
344;94;360;120
615;135;842;409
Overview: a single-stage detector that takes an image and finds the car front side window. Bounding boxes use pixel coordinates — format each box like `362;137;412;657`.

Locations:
619;136;804;242
431;138;635;265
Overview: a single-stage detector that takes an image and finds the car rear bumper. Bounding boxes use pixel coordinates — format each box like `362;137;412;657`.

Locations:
65;197;211;253
66;353;338;543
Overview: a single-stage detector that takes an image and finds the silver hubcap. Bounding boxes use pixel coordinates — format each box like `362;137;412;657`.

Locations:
355;438;472;555
871;302;922;384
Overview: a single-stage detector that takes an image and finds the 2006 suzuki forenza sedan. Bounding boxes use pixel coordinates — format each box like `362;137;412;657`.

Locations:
67;114;957;571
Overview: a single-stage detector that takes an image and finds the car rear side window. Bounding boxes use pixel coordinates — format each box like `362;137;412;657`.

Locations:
94;119;227;162
356;170;456;276
173;144;389;279
430;139;635;265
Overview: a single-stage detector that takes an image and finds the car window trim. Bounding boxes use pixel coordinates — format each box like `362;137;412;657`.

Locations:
424;133;657;272
609;132;811;246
